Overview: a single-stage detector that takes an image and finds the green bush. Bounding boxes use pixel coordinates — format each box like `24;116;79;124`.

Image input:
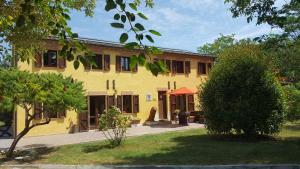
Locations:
283;82;300;121
200;44;285;137
99;106;131;147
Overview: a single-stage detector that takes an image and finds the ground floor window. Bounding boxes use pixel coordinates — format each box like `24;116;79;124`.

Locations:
117;95;139;113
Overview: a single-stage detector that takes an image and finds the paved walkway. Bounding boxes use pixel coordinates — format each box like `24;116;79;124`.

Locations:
1;164;299;169
0;123;203;150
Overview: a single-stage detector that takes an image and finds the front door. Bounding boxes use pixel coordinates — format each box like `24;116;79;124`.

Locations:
158;91;168;120
89;96;106;130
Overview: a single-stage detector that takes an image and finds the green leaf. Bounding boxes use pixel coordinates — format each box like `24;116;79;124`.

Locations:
51;29;59;35
121;15;127;23
16;15;25;27
129;3;137;11
72;33;78;38
124;42;139;49
149;30;162;36
130;55;138;70
130;14;136;22
145;35;154;43
105;0;117;11
29;15;35;24
137;13;148;20
114;14;120;20
138;53;146;66
120;33;128;43
48;21;55;26
135;23;145;31
73;60;80;70
111;23;124;29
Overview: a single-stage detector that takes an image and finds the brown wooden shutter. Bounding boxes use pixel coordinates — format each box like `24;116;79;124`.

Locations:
187;95;195;112
34;53;42;68
34;102;42;119
107;95;115;109
166;60;171;72
170;95;176;120
116;56;121;72
185;61;191;74
117;95;122;111
133;95;139;113
58;57;66;69
171;60;177;74
104;55;110;71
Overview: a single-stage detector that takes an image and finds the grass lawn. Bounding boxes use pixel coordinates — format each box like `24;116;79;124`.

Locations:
1;121;300;165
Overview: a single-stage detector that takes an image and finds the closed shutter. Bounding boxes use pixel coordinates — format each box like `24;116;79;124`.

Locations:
107;95;115;109
117;95;122;111
34;102;42;119
133;95;139;113
58;57;66;68
185;61;191;74
166;60;171;72
116;56;121;72
188;95;195;112
170;95;176;120
34;53;42;68
104;55;110;71
171;60;177;74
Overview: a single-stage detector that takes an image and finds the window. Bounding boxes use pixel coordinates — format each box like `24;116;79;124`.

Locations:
121;57;130;71
92;54;103;70
172;60;184;73
198;62;207;75
116;95;139;113
122;95;132;113
34;102;65;119
43;50;57;67
116;56;137;72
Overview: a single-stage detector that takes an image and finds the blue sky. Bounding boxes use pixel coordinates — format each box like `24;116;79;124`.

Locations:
69;0;281;52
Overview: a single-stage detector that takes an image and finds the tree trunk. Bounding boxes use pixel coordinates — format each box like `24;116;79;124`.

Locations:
6;128;29;157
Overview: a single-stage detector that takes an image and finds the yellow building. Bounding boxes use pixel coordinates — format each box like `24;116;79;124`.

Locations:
15;38;214;137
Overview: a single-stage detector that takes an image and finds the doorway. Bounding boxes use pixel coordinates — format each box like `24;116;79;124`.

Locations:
158;91;168;120
89;96;106;130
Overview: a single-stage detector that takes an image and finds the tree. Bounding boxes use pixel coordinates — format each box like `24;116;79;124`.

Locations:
0;0;165;75
0;69;86;157
200;44;285;137
197;34;236;55
225;0;300;38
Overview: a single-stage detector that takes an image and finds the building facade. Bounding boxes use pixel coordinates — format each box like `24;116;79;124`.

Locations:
15;38;214;137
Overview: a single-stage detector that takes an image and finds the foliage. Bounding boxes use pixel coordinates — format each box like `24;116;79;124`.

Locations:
0;0;165;75
225;0;300;38
197;34;236;55
283;82;300;121
200;44;285;137
0;69;86;156
99;106;130;147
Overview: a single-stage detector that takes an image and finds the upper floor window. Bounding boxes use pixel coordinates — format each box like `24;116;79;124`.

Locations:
43;50;57;67
198;62;207;75
172;60;190;74
92;54;103;70
116;56;137;72
84;54;110;71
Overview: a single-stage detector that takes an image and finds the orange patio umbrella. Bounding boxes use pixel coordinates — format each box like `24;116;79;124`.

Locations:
169;87;196;95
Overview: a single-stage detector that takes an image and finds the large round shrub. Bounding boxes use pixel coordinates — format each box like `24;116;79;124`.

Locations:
200;44;285;137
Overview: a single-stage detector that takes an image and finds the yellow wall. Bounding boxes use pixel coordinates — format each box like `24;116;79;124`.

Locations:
16;40;213;137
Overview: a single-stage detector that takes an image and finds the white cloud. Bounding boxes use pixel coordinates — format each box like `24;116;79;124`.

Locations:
170;0;221;11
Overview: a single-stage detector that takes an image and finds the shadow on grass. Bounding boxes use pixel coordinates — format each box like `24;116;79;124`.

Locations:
0;147;56;165
82;144;113;153
122;134;300;165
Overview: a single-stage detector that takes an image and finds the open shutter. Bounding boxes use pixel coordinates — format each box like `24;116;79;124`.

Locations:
166;60;171;72
170;95;176;120
107;95;115;109
133;95;139;113
104;55;110;71
34;53;42;68
58;57;66;69
188;95;195;112
116;56;121;72
185;61;191;74
171;60;177;74
34;102;42;119
117;95;122;111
